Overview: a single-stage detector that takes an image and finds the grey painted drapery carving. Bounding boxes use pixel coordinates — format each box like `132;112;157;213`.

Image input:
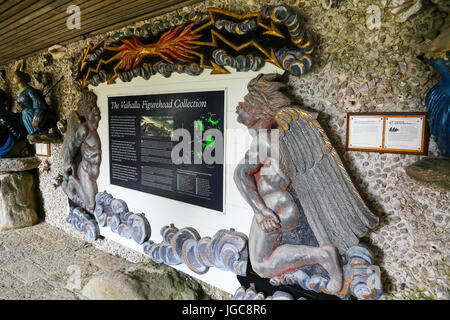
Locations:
233;283;301;300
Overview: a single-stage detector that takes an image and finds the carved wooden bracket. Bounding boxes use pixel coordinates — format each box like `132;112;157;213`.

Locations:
72;5;314;90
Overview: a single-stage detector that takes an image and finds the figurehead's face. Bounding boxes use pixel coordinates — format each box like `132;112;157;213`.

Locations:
87;112;100;130
236;103;251;126
236;74;291;131
236;94;258;128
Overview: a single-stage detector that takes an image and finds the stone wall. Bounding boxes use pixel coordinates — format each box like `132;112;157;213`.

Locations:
0;0;448;299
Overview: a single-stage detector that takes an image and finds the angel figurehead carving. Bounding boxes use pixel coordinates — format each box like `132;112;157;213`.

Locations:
61;90;101;213
234;74;381;298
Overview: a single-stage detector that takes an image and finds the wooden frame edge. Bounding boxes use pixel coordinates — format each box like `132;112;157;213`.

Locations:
345;112;429;155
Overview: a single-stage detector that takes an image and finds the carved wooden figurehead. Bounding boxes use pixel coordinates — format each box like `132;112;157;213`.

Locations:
234;73;382;299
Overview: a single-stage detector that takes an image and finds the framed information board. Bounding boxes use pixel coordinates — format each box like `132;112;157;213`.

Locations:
108;90;225;213
346;112;429;155
35;143;50;157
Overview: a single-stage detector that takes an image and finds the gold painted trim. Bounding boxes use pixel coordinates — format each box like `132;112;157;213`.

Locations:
210;61;231;74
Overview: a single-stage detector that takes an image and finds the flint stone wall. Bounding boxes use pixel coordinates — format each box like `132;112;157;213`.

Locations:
0;0;448;299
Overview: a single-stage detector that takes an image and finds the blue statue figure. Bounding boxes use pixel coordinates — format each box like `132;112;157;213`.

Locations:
0;89;27;158
424;55;449;157
13;70;57;135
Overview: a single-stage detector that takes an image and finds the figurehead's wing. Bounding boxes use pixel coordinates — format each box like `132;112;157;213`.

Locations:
275;106;378;254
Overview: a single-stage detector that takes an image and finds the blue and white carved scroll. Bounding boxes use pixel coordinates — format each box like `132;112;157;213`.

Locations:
67;206;100;241
233;283;303;300
338;245;383;300
94;191;151;244
270;244;383;300
143;224;248;276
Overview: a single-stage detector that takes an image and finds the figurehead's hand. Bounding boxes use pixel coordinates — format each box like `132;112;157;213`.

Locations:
255;208;281;233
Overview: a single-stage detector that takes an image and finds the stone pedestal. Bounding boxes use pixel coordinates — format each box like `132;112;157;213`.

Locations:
0;157;40;231
406;157;450;190
0;157;41;173
27;132;63;145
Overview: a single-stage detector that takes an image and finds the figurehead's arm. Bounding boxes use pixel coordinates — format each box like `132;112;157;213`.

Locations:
234;153;267;214
62;112;87;176
233;140;281;232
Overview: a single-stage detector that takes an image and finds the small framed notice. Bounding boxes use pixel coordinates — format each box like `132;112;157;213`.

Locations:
346;112;428;155
35;143;51;157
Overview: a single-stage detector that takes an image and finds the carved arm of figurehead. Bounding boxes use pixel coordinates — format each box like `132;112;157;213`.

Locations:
82;138;101;180
234;148;281;233
62;112;88;177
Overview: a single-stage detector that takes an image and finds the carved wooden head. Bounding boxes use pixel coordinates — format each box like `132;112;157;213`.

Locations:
236;73;291;129
76;90;100;121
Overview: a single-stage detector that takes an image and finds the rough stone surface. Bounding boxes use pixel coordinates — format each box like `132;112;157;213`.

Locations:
0;0;448;300
0;223;227;300
0;157;41;173
406;157;450;190
0;172;39;231
82;265;207;300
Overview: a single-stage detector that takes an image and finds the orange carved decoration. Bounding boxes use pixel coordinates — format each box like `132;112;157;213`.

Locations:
110;22;202;71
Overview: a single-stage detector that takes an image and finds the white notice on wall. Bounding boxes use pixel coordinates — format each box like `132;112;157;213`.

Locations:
35;143;50;156
384;117;423;151
348;116;384;149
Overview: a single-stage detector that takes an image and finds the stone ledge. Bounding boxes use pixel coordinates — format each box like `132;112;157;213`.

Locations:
27;133;63;145
0;157;41;173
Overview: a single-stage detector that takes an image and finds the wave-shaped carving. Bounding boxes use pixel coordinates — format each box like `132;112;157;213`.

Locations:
233;283;303;300
67;206;100;241
143;224;248;276
269;244;383;300
215;19;258;35
261;5;313;75
94;191;151;244
212;49;264;72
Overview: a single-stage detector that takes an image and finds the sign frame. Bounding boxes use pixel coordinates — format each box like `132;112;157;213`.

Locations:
107;89;226;214
346;112;429;155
